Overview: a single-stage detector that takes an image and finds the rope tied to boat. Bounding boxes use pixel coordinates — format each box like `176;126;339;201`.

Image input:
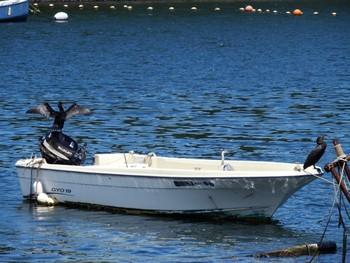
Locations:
35;159;46;198
25;157;46;199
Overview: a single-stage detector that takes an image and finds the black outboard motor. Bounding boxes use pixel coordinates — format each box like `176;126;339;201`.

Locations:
39;131;86;165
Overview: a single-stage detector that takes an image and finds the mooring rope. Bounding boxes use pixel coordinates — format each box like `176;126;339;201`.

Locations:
309;177;339;263
29;3;55;21
35;159;45;198
25;158;46;199
305;170;337;186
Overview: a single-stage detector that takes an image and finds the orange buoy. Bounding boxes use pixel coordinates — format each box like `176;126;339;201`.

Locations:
293;9;302;16
245;5;253;12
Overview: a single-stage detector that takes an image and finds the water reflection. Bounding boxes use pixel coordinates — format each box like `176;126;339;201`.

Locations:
10;202;320;262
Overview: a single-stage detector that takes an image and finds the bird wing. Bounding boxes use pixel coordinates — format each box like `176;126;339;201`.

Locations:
303;144;326;170
26;103;56;119
65;103;92;120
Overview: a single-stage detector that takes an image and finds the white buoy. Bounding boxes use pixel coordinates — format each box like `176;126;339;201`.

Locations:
110;5;116;10
127;5;133;11
78;4;83;9
214;7;220;12
191;6;197;11
93;5;98;10
54;12;68;21
331;12;337;16
49;3;54;8
147;6;153;11
32;182;43;195
37;193;57;206
169;6;175;12
63;4;68;8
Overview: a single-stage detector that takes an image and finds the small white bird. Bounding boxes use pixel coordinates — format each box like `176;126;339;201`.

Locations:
221;150;233;171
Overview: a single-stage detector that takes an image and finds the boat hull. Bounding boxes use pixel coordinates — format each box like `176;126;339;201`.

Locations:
16;154;321;218
0;0;28;22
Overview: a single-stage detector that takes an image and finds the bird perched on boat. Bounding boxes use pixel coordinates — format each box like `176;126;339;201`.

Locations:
26;101;92;130
303;136;327;170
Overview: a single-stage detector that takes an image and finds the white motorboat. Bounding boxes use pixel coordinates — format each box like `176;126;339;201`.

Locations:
16;149;322;219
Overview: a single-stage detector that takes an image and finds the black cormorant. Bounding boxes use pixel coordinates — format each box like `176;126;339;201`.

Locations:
27;101;92;130
303;136;327;170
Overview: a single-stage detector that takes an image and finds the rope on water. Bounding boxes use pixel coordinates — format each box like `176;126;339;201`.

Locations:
309;173;345;263
29;3;55;21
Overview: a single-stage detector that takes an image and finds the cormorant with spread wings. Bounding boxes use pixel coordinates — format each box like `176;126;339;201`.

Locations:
27;101;92;130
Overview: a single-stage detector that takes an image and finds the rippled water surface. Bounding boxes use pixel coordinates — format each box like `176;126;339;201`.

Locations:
1;0;350;262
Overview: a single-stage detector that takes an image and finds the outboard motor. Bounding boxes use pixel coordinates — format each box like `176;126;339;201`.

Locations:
39;131;86;165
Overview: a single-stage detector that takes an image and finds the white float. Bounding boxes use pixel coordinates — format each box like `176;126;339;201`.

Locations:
37;193;58;206
32;181;43;195
54;12;68;21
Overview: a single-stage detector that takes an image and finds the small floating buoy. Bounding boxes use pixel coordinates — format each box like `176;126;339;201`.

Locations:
331;12;337;16
273;10;278;14
245;5;253;12
286;11;291;15
266;9;270;13
110;5;116;10
293;9;302;16
54;12;68;21
93;5;98;10
239;7;244;12
63;4;68;8
147;6;153;11
49;3;54;8
127;5;133;11
191;7;197;12
78;4;83;9
169;6;175;12
37;193;58;206
257;9;262;13
313;11;319;15
33;3;38;7
214;7;220;12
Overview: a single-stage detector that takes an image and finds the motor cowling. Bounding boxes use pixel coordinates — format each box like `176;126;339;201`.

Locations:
39;131;86;165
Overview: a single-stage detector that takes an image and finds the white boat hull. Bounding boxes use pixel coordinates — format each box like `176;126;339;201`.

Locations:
16;153;322;218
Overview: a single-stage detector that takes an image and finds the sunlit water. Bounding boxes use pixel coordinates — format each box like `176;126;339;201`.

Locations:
1;1;350;261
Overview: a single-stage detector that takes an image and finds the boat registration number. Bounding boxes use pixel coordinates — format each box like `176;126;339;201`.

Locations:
51;187;72;194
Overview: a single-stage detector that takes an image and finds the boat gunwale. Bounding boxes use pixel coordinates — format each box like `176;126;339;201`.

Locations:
15;158;321;180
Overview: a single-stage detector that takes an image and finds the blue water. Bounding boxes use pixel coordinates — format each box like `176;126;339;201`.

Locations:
1;1;350;261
